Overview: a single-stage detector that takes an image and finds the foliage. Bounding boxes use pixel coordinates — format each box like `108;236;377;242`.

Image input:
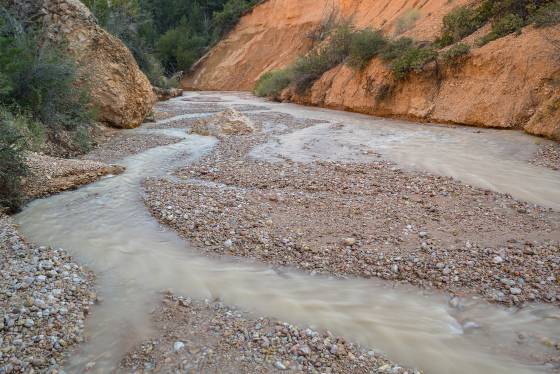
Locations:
0;7;97;212
477;13;524;45
211;0;258;42
395;9;421;35
83;0;259;79
290;25;353;92
435;1;558;47
530;1;560;27
441;43;470;63
347;28;387;69
0;107;29;213
306;8;339;44
379;37;415;61
254;69;292;97
0;10;93;132
157;16;208;72
390;46;438;80
253;24;353;96
434;6;483;47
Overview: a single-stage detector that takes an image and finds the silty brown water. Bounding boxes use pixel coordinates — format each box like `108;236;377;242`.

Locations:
15;93;560;373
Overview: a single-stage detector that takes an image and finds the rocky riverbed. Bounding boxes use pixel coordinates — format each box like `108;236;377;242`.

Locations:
144;109;560;307
6;94;560;373
22;152;124;201
0;215;97;373
122;294;414;374
82;131;182;164
531;143;560;171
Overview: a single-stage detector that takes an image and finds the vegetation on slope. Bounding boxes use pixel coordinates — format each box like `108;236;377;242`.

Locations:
255;0;560;97
82;0;260;87
0;8;95;213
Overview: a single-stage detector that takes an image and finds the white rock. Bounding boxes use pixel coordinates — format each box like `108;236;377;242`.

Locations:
343;238;356;246
274;361;287;370
173;341;185;352
493;256;504;264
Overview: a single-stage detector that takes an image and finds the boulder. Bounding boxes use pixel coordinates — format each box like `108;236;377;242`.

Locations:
5;0;156;129
153;87;184;101
191;109;255;137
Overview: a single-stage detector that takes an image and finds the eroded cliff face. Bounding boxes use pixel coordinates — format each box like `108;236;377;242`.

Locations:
184;0;560;140
6;0;156;129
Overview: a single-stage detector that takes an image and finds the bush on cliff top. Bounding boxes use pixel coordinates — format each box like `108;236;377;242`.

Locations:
435;0;559;48
347;28;388;70
434;6;484;48
255;24;354;96
389;45;438;80
530;1;560;27
441;43;471;63
477;13;525;45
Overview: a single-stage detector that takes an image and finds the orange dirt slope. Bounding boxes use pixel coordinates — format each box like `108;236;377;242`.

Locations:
184;0;560;140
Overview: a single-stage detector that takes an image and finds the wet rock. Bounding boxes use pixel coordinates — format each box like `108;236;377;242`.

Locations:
493;256;504;264
343;238;357;246
510;287;522;295
274;361;287;370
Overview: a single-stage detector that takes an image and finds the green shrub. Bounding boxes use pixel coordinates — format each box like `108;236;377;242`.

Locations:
0;108;29;213
156;17;208;73
434;6;482;47
380;37;415;61
477;13;525;45
12;49;93;131
395;9;421;35
253;24;355;95
0;11;93;130
347;28;387;69
441;43;471;63
434;1;558;47
0;7;94;153
291;24;353;92
391;46;438;79
531;1;560;27
254;69;292;97
211;0;258;42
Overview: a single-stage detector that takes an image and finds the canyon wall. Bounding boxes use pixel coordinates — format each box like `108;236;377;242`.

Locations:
184;0;560;140
6;0;156;129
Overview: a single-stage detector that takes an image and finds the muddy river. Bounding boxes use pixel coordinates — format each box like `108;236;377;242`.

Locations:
16;92;560;373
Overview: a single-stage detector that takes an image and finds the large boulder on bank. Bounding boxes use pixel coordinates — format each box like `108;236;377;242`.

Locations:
5;0;156;129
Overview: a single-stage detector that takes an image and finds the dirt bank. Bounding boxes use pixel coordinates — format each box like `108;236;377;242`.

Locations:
144;108;560;307
22;152;124;202
82;131;183;164
184;0;560;140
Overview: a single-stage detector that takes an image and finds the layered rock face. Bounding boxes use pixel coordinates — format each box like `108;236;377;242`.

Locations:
184;0;560;140
6;0;156;129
